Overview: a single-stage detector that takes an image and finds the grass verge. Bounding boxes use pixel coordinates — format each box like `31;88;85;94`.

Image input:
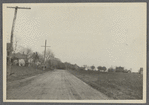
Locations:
68;69;143;100
7;65;51;82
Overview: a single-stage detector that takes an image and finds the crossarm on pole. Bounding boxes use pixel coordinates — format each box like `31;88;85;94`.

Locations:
7;6;31;9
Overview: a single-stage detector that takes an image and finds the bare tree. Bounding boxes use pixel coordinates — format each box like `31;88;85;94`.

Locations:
20;47;33;58
19;47;33;66
38;53;44;63
45;49;55;61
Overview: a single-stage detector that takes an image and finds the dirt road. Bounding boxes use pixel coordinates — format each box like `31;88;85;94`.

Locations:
7;70;109;100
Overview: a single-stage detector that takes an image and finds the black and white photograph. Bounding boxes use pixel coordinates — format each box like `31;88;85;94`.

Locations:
3;3;146;103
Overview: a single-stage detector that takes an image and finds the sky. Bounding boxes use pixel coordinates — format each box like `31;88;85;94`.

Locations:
3;3;146;72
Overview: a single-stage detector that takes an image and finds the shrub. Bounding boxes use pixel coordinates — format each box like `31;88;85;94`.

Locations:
115;66;124;72
108;67;115;72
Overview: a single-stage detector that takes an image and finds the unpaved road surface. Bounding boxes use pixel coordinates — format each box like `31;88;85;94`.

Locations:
7;70;109;100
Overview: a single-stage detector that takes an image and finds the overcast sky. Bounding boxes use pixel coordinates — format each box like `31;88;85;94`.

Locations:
3;3;146;72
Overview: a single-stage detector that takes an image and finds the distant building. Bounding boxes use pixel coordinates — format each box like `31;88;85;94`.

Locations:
83;65;88;71
99;70;105;72
12;52;26;60
84;66;91;71
127;70;131;73
28;52;40;67
84;66;97;71
11;53;27;66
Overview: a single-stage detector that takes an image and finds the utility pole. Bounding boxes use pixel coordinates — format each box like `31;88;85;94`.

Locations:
13;41;18;54
41;40;50;70
15;41;17;51
7;6;31;75
13;41;17;59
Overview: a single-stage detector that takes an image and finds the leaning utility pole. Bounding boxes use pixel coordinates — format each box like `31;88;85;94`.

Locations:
7;6;31;75
41;40;50;70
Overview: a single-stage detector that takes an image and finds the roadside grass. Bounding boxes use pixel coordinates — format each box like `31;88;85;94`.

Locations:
68;70;143;100
7;65;51;82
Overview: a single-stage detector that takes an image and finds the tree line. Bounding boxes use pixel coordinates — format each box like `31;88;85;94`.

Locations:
11;46;143;74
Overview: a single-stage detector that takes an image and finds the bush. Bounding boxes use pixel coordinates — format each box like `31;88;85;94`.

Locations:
97;66;107;72
79;67;85;71
108;68;115;72
115;66;124;72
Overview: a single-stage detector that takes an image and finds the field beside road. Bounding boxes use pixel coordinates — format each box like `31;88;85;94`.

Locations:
68;70;143;100
7;65;50;82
